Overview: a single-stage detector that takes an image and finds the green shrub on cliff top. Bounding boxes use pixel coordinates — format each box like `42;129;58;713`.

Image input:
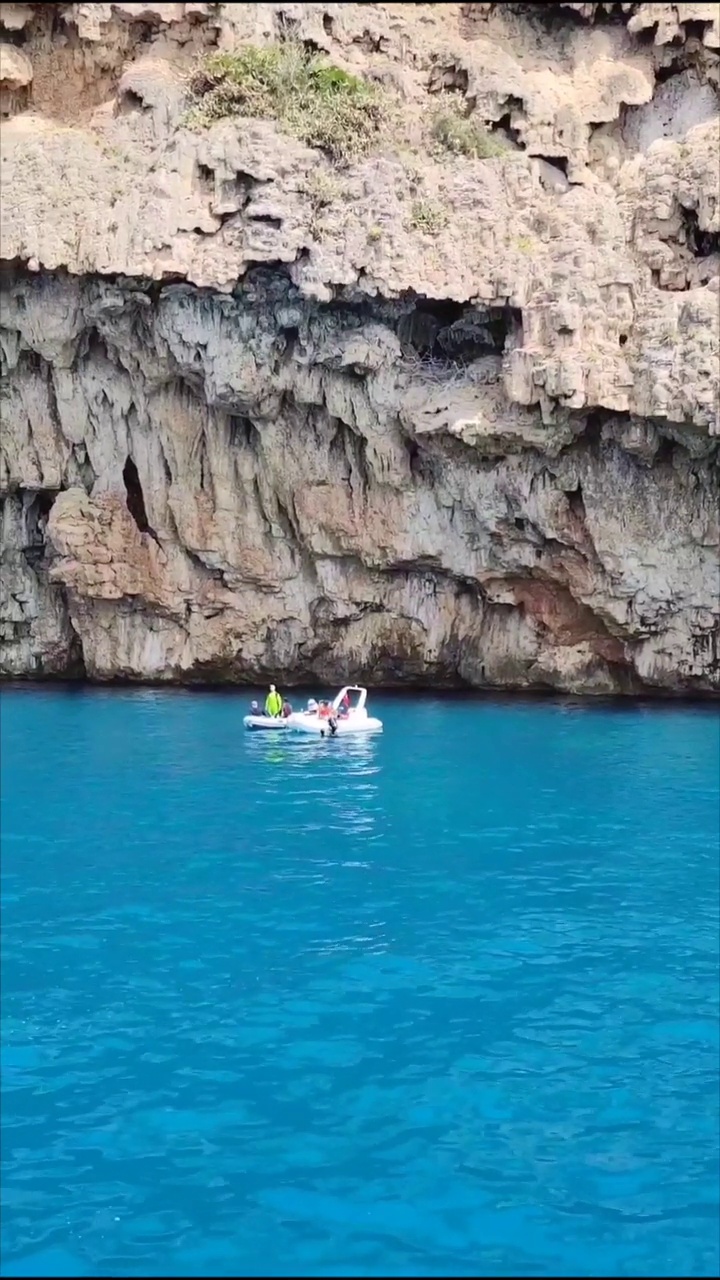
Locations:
185;43;389;165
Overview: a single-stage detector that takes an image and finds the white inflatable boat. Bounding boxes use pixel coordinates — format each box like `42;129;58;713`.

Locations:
243;714;288;731
286;686;383;737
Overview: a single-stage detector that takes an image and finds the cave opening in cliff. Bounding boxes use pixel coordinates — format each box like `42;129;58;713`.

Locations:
118;88;145;116
24;489;58;562
654;49;705;85
512;3;587;30
1;25;27;46
492;112;523;147
531;154;569;177
133;17;164;43
564;483;586;522
683;19;714;42
399;299;522;365
654;436;675;466
123;456;155;538
280;325;300;359
583;411;607;447
594;2;624;20
681;206;719;258
229;416;260;449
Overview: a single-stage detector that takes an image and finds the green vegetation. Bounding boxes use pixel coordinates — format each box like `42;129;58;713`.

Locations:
185;43;390;165
408;199;449;235
431;108;507;159
298;170;348;241
299;168;345;210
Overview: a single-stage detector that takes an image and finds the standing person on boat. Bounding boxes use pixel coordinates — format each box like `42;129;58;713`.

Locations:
265;684;283;718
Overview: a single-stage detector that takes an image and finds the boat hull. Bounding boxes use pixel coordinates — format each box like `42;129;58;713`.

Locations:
243;715;288;731
286;714;383;736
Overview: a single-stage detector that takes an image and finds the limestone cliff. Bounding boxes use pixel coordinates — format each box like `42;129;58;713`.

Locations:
1;1;718;693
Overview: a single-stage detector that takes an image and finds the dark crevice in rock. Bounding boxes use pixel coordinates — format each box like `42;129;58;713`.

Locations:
582;409;615;447
23;489;59;565
492;111;523;147
683;19;715;43
406;437;423;480
248;213;283;230
681;206;719;258
429;60;469;94
354;29;389;56
229;415;259;448
117;87;145;116
274;491;303;546
655;50;704;84
507;3;590;31
196;162;214;193
592;3;637;26
276;10;300;38
635;23;660;46
654;436;675;466
329;417;370;497
692;627;720;677
184;545;224;582
398;298;523;362
564;482;586;523
531;153;569;177
59;588;87;679
0;25;28;47
217;209;242;228
280;324;300;359
122;456;161;545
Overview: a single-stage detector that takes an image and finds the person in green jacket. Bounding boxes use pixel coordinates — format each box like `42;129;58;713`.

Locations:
265;684;283;718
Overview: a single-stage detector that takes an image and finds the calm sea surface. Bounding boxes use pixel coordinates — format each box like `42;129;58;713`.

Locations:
1;687;718;1277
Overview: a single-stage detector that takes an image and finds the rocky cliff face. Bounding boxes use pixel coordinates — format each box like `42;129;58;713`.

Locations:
1;1;718;694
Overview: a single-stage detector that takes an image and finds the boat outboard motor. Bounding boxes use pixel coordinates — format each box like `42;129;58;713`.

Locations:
328;715;338;737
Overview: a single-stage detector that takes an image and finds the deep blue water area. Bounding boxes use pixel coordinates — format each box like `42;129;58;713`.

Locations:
1;686;718;1277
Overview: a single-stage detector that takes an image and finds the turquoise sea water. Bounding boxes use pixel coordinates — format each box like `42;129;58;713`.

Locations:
1;686;718;1278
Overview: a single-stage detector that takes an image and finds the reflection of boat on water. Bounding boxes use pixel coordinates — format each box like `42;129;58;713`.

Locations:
286;686;383;737
245;726;379;775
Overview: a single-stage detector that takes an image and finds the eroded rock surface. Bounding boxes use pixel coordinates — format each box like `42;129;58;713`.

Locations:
1;2;718;692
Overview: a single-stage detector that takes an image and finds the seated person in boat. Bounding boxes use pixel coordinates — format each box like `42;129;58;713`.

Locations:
281;700;293;718
249;700;261;716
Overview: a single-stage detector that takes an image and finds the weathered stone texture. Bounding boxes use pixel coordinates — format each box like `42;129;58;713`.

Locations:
1;2;718;692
